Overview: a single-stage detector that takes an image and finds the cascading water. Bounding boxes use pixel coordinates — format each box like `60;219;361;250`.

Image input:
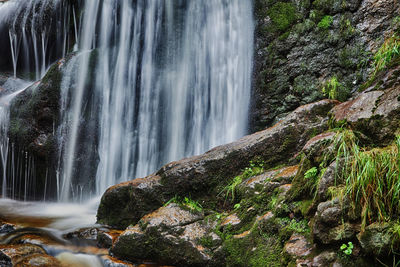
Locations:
57;0;254;201
0;0;75;79
0;0;254;202
0;77;34;199
0;0;254;265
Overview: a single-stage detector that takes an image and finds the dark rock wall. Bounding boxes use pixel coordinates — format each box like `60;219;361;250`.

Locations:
251;0;400;131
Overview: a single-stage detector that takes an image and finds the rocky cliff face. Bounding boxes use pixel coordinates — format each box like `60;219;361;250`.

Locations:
251;0;400;130
96;57;400;266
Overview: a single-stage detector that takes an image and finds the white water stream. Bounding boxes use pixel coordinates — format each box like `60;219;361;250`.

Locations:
0;0;254;205
58;0;254;201
0;0;74;79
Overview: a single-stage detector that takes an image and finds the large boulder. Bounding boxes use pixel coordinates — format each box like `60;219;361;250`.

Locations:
8;61;64;200
331;65;400;144
97;175;167;229
111;203;222;267
97;99;339;229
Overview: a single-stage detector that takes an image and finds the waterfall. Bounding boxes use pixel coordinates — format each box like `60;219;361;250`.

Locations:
0;0;74;79
57;0;254;201
0;77;34;198
0;0;254;202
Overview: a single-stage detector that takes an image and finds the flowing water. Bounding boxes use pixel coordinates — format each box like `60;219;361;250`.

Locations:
0;0;74;79
57;0;254;201
0;77;34;199
0;0;254;265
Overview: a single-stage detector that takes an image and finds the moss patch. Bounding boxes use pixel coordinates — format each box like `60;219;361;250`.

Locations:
268;2;298;32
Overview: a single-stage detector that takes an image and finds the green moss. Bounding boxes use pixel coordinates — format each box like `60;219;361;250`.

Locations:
317;15;333;29
267;2;298;32
199;235;217;249
294;199;314;217
223;231;283;267
287;157;314;201
278;31;291;41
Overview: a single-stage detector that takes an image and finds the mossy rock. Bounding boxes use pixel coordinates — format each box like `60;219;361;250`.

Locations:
267;2;298;32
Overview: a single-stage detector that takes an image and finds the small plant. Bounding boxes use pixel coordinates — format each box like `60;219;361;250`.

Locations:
242;160;265;179
321;76;349;102
164;195;202;212
221;160;265;201
304;167;318;179
164;195;179;206
280;218;310;234
223;175;243;201
233;203;241;209
183;197;203;212
309;10;317;20
340;18;356;37
340;241;354;256
318;15;333;29
372;34;400;76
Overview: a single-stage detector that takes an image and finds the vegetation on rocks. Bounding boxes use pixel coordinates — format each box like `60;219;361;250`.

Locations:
372;34;400;76
317;15;333;29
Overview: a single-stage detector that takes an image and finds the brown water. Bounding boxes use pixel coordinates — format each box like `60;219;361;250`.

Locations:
0;198;171;267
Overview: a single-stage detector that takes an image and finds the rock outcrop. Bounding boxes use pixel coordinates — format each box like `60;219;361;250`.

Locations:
97;99;338;229
111;203;222;267
252;0;400;130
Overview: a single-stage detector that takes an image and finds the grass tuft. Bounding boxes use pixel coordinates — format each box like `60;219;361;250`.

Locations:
372;34;400;77
327;135;400;229
220;160;265;202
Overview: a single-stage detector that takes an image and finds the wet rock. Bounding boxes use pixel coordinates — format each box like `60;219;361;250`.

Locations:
0;221;15;234
312;200;358;244
97;174;166;229
64;226;108;246
240;165;298;196
278;184;292;198
317;200;342;225
8;61;64;201
97;230;122;249
257;211;274;224
357;222;393;256
331;85;400;144
159;99;337;194
252;0;399;130
14;253;62;267
8;233;59;246
296;258;312;266
311;251;337;267
100;255;135;267
0;244;46;266
299;132;336;162
316;161;344;201
112;203;221;267
220;214;241;230
98;100;337;228
284;233;314;259
233;230;251;239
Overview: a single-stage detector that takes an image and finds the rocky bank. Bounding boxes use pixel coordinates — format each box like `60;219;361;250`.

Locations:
95;56;400;266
